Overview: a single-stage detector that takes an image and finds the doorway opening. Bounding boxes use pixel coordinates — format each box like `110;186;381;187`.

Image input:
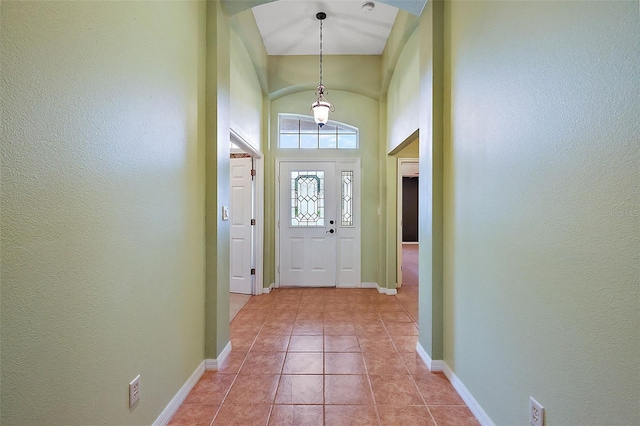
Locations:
229;129;264;321
396;158;419;321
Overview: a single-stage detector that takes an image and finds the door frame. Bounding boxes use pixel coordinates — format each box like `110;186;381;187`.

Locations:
275;158;361;289
231;129;264;296
397;158;419;288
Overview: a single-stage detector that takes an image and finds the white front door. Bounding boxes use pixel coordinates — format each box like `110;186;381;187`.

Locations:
278;160;361;288
230;157;253;294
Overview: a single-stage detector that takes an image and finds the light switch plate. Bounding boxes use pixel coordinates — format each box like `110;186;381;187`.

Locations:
222;206;229;221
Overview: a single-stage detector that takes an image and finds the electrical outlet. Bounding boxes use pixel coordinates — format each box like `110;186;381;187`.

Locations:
530;397;544;426
129;375;140;408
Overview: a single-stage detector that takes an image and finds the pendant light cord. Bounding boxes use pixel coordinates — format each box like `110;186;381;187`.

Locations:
319;18;323;88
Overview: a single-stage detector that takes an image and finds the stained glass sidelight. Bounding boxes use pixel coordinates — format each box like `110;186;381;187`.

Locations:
291;171;325;226
341;171;353;226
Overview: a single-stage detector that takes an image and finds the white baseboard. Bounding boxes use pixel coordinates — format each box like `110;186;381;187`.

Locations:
337;282;358;288
372;283;397;295
416;341;443;372
152;360;205;426
205;341;232;370
357;282;399;295
443;363;495;426
268;282;398;295
414;341;494;426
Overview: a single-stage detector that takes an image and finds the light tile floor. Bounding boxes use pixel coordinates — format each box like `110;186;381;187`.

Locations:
169;287;479;426
230;293;251;321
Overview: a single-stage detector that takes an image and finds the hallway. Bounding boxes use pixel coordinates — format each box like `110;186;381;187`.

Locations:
396;244;419;323
169;286;478;425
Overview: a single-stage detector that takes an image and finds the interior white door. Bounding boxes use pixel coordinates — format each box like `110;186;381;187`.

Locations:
230;157;253;294
279;162;338;287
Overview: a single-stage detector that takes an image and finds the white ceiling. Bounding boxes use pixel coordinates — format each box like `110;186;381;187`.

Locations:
251;0;399;55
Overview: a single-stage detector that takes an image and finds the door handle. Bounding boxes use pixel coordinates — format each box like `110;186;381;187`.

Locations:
326;229;335;234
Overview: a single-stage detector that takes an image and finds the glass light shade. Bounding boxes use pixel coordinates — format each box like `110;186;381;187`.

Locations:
312;101;331;127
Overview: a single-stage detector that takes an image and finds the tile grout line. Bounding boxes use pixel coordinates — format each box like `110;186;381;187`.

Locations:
197;288;470;426
264;292;301;426
211;294;267;426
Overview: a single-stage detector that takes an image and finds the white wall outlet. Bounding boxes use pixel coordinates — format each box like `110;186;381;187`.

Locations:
129;375;140;408
530;397;544;426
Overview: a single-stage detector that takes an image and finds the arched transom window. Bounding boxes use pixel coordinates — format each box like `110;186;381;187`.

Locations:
278;114;359;149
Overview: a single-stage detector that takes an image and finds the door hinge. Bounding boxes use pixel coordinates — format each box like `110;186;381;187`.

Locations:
250;268;256;275
251;219;256;226
250;168;256;179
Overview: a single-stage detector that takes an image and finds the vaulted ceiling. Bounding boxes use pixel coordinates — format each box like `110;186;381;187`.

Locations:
251;0;398;55
224;0;426;56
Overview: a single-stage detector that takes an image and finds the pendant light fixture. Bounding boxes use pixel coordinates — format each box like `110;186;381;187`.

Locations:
311;12;334;127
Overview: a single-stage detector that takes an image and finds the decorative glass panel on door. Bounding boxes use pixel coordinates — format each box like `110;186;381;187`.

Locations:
291;171;325;227
341;171;354;226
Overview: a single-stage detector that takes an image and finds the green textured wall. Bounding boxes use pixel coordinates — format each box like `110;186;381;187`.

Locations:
230;27;264;147
205;0;231;360
386;28;420;153
384;21;421;291
399;138;419;158
381;10;419;92
269;55;382;100
418;0;445;362
443;1;640;424
230;9;269;96
1;1;207;424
